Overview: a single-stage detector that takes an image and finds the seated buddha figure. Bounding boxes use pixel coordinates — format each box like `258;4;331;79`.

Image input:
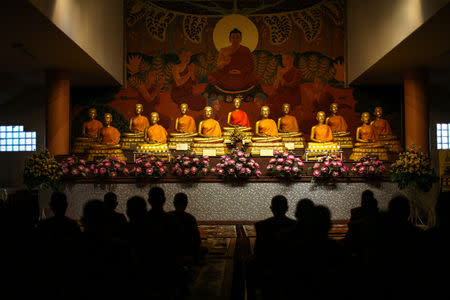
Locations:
370;106;402;152
223;97;253;144
277;103;305;149
306;111;338;158
87;113;126;161
191;106;227;155
144;112;168;144
168;103;198;150
349;112;388;161
72;108;103;154
326;103;353;148
249;106;284;155
121;104;150;150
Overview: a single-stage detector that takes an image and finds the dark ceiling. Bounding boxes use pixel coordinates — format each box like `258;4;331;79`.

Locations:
147;0;323;15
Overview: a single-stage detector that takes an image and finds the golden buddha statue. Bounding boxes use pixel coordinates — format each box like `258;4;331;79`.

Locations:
87;113;126;161
121;103;150;150
349;112;388;161
277;103;305;149
191;106;227;155
137;112;169;156
370;106;402;152
223;97;253;144
248;106;284;155
326;103;353;148
305;111;339;160
72;108;103;154
168;103;198;151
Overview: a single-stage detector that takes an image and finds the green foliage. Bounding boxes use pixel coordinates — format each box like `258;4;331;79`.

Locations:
23;149;62;191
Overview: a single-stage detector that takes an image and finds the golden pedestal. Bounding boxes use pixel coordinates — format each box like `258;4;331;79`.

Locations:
332;134;353;149
167;133;197;151
379;136;402;153
136;143;170;160
349;143;389;161
303;142;341;160
71;136;96;154
248;137;285;156
121;132;145;151
279;133;306;149
86;144;126;161
191;142;227;156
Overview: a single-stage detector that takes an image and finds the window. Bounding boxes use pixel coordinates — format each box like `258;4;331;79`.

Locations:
437;123;450;150
0;125;36;152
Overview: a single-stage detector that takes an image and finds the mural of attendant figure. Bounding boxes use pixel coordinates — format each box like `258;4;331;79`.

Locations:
208;28;260;92
311;77;334;114
267;52;302;109
171;49;206;111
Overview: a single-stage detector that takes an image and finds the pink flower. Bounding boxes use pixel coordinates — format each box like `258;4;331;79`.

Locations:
341;167;348;173
358;166;366;174
288;154;295;160
146;168;153;175
135;158;142;164
123;168;129;175
110;171;117;177
298;161;304;167
155;161;163;167
286;159;293;165
332;171;339;177
183;156;190;161
71;169;79;175
228;160;236;165
114;163;121;169
120;160;126;166
191;151;196;156
202;160;209;166
282;152;289;157
269;158;276;164
267;164;274;170
255;170;262;177
273;150;280;156
277;158;284;163
159;167;166;174
236;163;243;170
245;168;251;175
183;169;190;175
276;165;283;172
190;166;198;174
79;159;86;165
217;169;224;175
176;169;182;176
135;167;142;174
93;169;99;175
183;161;190;166
201;168;209;175
236;150;244;157
337;161;343;167
210;167;216;173
239;157;246;163
324;160;330;166
150;156;157;162
228;168;235;174
193;157;200;164
239;168;246;175
321;166;329;173
369;166;375;173
104;161;111;167
313;163;320;169
100;168;107;175
202;155;209;160
313;170;321;177
61;162;68;168
284;166;291;172
292;166;299;173
89;164;96;171
62;168;69;175
255;162;260;168
144;162;152;168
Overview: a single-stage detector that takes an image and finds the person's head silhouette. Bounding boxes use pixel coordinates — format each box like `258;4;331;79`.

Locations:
361;189;378;214
104;192;118;212
49;191;68;218
126;196;147;222
388;195;410;223
148;187;166;211
173;193;188;213
270;195;288;217
295;198;315;223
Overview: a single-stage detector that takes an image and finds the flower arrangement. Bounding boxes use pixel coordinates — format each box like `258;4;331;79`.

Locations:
230;129;247;150
93;157;129;177
171;151;211;179
131;154;167;177
350;155;386;178
389;145;439;192
61;156;90;177
212;149;261;179
266;151;304;178
310;154;350;183
23;149;62;191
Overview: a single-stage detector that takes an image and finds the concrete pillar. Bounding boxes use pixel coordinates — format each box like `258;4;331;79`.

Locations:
404;69;429;153
46;70;70;155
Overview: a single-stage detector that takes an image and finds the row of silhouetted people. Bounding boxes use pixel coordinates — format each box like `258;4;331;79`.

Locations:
246;190;450;300
1;188;449;299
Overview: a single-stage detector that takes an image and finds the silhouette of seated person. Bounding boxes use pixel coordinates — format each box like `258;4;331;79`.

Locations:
208;28;260;92
293;198;316;240
252;195;296;299
103;192;127;241
37;192;81;299
166;193;202;264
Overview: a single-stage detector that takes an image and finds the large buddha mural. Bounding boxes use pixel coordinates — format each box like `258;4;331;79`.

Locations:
69;0;402;144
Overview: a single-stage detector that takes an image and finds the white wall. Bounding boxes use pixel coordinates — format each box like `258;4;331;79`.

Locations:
0;87;46;188
29;0;124;85
347;0;449;84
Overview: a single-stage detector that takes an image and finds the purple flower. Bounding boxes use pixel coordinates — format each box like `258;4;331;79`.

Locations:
313;169;321;177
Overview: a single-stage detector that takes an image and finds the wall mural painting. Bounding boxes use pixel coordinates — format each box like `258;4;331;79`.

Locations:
71;0;400;141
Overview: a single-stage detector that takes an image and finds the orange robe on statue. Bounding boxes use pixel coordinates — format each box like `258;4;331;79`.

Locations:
258;119;278;137
208;45;259;91
178;115;196;133
201;119;222;137
84;120;103;138
230;110;250;127
312;124;333;142
146;124;168;143
359;125;378;142
131;115;150;132
371;119;392;136
279;115;299;132
100;126;120;145
328;115;348;132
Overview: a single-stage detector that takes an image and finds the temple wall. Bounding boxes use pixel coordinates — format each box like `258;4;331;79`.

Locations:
29;0;124;85
38;181;439;222
347;0;449;83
